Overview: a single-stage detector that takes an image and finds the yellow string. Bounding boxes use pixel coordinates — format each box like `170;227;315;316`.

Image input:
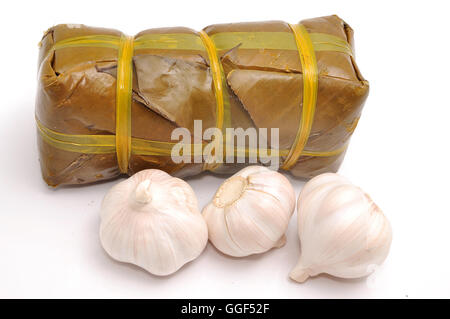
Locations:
115;35;134;173
281;24;319;170
210;32;353;56
36;119;116;154
198;31;224;132
198;31;226;171
197;31;232;136
49;32;353;56
36;118;347;158
52;35;121;50
134;33;204;51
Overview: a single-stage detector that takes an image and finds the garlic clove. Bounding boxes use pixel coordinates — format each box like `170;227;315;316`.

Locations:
202;166;295;257
99;169;208;276
290;173;392;283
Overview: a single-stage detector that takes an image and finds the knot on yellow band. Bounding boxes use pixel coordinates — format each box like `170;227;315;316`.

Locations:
115;35;134;174
281;24;319;170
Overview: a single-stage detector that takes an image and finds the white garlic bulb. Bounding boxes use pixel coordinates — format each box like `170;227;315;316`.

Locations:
202;166;295;257
99;169;208;276
290;173;392;283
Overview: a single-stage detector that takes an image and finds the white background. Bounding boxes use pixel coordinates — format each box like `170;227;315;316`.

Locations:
0;0;449;298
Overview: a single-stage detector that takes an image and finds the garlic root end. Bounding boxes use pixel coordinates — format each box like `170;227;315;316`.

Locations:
213;176;247;207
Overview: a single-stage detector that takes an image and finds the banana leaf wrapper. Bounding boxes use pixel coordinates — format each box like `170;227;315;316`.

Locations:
36;15;369;187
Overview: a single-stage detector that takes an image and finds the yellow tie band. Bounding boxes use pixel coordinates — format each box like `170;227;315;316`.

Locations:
48;32;352;56
36;118;347;158
199;30;224;133
210;31;352;56
52;35;121;50
115;35;134;174
198;30;229;171
281;24;319;170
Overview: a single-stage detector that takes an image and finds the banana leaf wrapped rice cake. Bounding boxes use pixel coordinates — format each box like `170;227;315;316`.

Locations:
36;15;369;186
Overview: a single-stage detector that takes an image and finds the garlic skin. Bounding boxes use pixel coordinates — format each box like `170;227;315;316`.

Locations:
99;169;208;276
290;173;392;283
202;166;295;257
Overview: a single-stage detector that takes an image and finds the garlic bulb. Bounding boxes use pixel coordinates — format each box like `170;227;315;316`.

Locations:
290;173;392;283
202;166;295;257
99;169;208;276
